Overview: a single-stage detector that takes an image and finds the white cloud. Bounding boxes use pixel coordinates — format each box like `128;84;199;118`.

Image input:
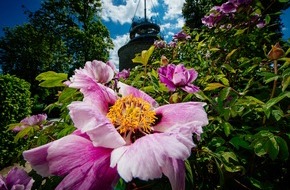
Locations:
163;0;185;20
101;0;159;25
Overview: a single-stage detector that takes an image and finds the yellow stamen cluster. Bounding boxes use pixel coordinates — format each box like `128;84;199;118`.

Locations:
107;95;156;134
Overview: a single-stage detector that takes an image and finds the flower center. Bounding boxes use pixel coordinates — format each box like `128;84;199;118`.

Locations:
106;95;156;135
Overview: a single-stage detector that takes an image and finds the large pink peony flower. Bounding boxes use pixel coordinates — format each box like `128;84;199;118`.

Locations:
23;61;208;190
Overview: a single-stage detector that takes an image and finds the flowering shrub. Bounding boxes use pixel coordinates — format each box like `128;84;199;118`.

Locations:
6;0;290;189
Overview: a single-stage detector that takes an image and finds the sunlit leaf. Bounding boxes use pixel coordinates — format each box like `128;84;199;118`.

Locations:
234;28;247;36
264;91;290;110
132;46;155;66
226;49;237;60
36;71;68;87
204;83;225;91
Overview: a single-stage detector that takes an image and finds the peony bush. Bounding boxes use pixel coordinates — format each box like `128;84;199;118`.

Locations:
5;0;290;189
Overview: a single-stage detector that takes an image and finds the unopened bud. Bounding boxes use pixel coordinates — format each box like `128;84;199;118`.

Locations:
267;42;285;60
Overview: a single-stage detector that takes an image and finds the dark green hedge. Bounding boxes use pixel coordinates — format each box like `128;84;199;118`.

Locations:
0;74;32;169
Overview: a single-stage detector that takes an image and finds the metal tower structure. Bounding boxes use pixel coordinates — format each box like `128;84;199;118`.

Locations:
118;0;162;71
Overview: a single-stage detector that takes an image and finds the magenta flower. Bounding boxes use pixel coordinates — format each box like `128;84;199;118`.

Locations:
158;64;199;93
173;31;191;41
13;114;47;132
0;167;34;190
115;69;130;80
23;62;208;190
154;40;167;48
221;2;237;13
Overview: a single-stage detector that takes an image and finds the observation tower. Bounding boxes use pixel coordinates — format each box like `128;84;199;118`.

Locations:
118;0;162;71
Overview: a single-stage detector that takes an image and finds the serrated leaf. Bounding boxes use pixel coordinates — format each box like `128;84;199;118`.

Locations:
204;83;225;91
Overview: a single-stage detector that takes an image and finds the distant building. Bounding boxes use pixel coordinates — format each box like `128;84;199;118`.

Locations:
118;0;162;71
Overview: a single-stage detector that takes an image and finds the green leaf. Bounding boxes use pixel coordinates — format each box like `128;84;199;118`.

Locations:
210;47;220;52
185;160;194;186
36;71;68;87
219;87;231;101
265;14;271;24
278;0;288;3
220;77;229;86
234;28;247;36
264;91;290;110
132;46;155;66
223;122;232;137
14;126;34;142
222;64;236;73
114;178;126;190
58;87;79;102
272;109;284;121
265;137;279;160
282;76;290;91
230;136;250;150
204;83;225;91
275;136;289;160
226;49;237;60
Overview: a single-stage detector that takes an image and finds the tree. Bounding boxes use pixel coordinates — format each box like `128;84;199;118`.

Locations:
0;24;70;93
25;0;113;70
0;0;113;107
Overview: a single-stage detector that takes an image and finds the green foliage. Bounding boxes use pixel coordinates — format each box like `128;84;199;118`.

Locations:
26;0;113;70
5;0;290;189
123;0;290;189
0;74;32;169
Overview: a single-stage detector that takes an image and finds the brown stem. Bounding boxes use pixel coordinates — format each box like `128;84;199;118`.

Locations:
270;60;278;99
263;60;278;124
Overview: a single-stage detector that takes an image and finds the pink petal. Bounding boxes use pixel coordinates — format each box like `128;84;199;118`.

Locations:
23;143;52;177
81;84;117;114
153;102;208;132
69;60;114;89
110;133;191;182
162;158;185;190
68;101;125;148
181;83;199;94
55;161;118;190
117;82;159;108
43;135;118;190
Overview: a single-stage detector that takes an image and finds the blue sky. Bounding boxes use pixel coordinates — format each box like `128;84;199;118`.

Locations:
0;0;289;67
